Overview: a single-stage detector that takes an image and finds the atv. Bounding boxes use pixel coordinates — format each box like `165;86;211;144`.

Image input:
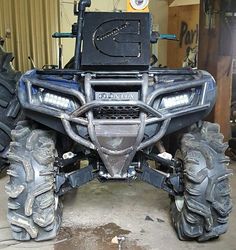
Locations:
5;0;232;242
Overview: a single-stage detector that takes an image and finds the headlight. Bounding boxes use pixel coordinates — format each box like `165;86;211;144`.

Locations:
41;92;78;111
29;85;78;112
43;93;71;110
161;94;190;109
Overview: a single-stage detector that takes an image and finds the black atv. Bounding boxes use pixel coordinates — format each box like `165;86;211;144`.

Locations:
5;0;232;242
0;43;22;170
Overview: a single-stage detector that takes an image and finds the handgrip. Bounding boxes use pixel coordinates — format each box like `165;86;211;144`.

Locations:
159;34;177;40
151;32;178;43
52;32;76;38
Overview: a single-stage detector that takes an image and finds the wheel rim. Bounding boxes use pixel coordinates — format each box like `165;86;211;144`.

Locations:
175;196;184;212
55;196;59;210
174;149;184;212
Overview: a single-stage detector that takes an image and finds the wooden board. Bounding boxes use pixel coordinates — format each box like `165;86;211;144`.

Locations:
198;0;232;140
170;0;200;7
167;4;199;68
214;57;232;140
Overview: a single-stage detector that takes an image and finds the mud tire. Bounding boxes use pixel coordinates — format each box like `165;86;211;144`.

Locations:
170;122;233;241
6;121;62;241
0;46;23;168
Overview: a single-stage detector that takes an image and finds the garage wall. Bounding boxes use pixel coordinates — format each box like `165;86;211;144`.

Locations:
167;4;199;68
0;0;59;72
150;0;169;66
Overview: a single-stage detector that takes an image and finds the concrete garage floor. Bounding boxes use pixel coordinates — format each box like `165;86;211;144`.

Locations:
0;163;236;250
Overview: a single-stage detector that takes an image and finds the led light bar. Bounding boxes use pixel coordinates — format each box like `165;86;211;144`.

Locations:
43;93;71;110
162;94;190;109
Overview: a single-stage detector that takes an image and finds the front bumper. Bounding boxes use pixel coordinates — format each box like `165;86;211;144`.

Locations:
18;69;216;176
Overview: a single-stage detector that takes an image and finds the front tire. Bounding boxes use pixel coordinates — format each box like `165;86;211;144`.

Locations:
5;121;62;241
0;46;23;169
170;122;233;242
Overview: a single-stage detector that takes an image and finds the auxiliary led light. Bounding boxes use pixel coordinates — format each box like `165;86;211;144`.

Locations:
43;93;71;110
162;94;190;109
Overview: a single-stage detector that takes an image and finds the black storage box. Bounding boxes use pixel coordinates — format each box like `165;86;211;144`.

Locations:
81;12;151;70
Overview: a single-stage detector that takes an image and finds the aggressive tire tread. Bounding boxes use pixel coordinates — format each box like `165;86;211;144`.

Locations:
0;45;23;169
6;121;62;241
170;122;233;242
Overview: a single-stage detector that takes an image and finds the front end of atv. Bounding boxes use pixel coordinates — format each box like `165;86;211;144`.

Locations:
5;0;233;243
18;69;216;179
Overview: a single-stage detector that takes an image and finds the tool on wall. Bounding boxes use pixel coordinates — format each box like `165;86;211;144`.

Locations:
203;0;218;29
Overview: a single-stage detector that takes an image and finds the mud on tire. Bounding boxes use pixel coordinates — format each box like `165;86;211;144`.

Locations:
5;121;62;241
0;46;23;168
170;122;233;242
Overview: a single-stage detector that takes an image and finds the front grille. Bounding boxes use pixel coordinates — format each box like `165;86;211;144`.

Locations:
94;106;140;120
